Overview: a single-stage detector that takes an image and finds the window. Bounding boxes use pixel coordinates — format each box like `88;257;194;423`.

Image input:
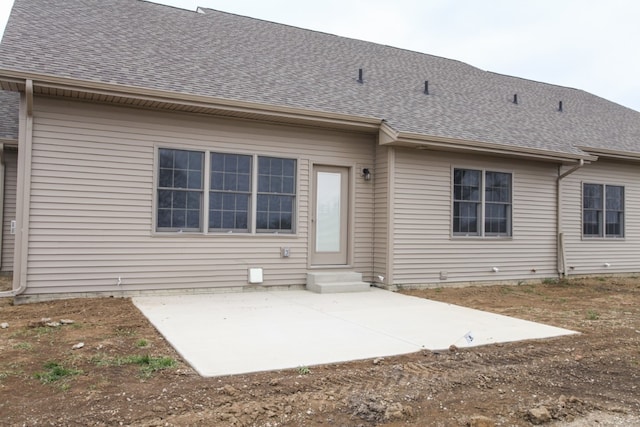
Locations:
156;149;296;234
583;183;624;238
257;157;296;232
453;168;512;237
484;171;512;235
209;153;252;231
453;169;480;235
157;148;204;231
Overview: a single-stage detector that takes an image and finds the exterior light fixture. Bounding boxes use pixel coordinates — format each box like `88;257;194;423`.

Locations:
362;168;372;181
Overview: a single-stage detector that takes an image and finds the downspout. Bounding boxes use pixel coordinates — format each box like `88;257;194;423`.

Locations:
556;159;584;277
385;147;395;288
0;80;33;297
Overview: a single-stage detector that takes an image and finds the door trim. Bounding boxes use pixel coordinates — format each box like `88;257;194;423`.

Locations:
308;163;355;268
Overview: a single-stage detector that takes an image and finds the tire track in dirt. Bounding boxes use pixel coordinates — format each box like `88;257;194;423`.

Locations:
300;337;620;405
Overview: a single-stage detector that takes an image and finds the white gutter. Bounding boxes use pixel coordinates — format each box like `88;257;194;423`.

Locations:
0;79;33;297
556;159;585;276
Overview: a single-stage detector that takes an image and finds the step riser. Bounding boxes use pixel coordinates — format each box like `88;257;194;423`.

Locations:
307;272;363;286
306;272;370;293
307;282;370;293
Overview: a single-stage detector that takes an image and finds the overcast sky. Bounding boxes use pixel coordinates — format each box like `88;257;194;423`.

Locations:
2;0;640;111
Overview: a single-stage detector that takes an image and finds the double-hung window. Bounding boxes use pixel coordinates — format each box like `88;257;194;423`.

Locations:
583;183;624;238
209;153;252;232
453;168;512;237
257;157;296;232
156;148;296;234
157;149;204;231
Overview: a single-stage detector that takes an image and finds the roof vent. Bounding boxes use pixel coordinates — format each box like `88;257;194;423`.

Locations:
513;94;518;104
357;68;364;84
424;80;429;95
558;101;563;112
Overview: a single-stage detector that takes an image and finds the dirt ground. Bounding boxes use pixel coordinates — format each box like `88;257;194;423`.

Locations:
1;276;639;426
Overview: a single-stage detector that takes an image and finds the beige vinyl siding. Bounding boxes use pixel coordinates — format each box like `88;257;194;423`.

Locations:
373;144;390;284
24;97;375;295
2;148;17;272
392;148;558;286
561;159;640;275
353;145;376;281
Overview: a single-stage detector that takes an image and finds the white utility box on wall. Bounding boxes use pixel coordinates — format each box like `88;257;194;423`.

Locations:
248;268;263;284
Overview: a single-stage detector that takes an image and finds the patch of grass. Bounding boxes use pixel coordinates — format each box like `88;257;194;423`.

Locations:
91;354;132;368
90;353;115;367
542;277;573;287
125;354;176;378
434;287;442;293
9;326;58;339
33;326;59;337
13;342;33;351
114;327;137;337
297;366;310;375
34;361;82;384
136;339;149;348
0;367;24;382
91;353;176;378
586;309;600;320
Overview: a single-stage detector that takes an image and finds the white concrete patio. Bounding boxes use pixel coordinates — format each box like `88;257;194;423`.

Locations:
133;288;576;377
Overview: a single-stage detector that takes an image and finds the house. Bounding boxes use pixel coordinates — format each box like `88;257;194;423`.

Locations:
0;0;639;302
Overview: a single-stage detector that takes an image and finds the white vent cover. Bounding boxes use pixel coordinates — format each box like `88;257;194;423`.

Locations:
248;268;263;284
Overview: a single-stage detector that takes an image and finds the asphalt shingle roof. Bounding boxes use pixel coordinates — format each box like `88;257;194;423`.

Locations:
0;90;19;140
1;0;639;157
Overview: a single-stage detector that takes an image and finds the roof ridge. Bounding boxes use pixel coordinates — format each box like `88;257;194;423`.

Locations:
138;0;198;14
195;6;484;74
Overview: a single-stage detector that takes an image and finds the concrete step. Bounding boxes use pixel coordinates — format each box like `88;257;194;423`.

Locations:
306;272;370;293
307;271;364;286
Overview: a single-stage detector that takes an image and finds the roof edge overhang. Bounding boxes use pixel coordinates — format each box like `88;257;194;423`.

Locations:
0;69;383;132
576;146;640;163
0;70;620;165
380;122;597;164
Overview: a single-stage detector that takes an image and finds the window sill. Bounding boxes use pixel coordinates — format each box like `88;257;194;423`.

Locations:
581;236;625;241
152;231;298;238
451;235;513;240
